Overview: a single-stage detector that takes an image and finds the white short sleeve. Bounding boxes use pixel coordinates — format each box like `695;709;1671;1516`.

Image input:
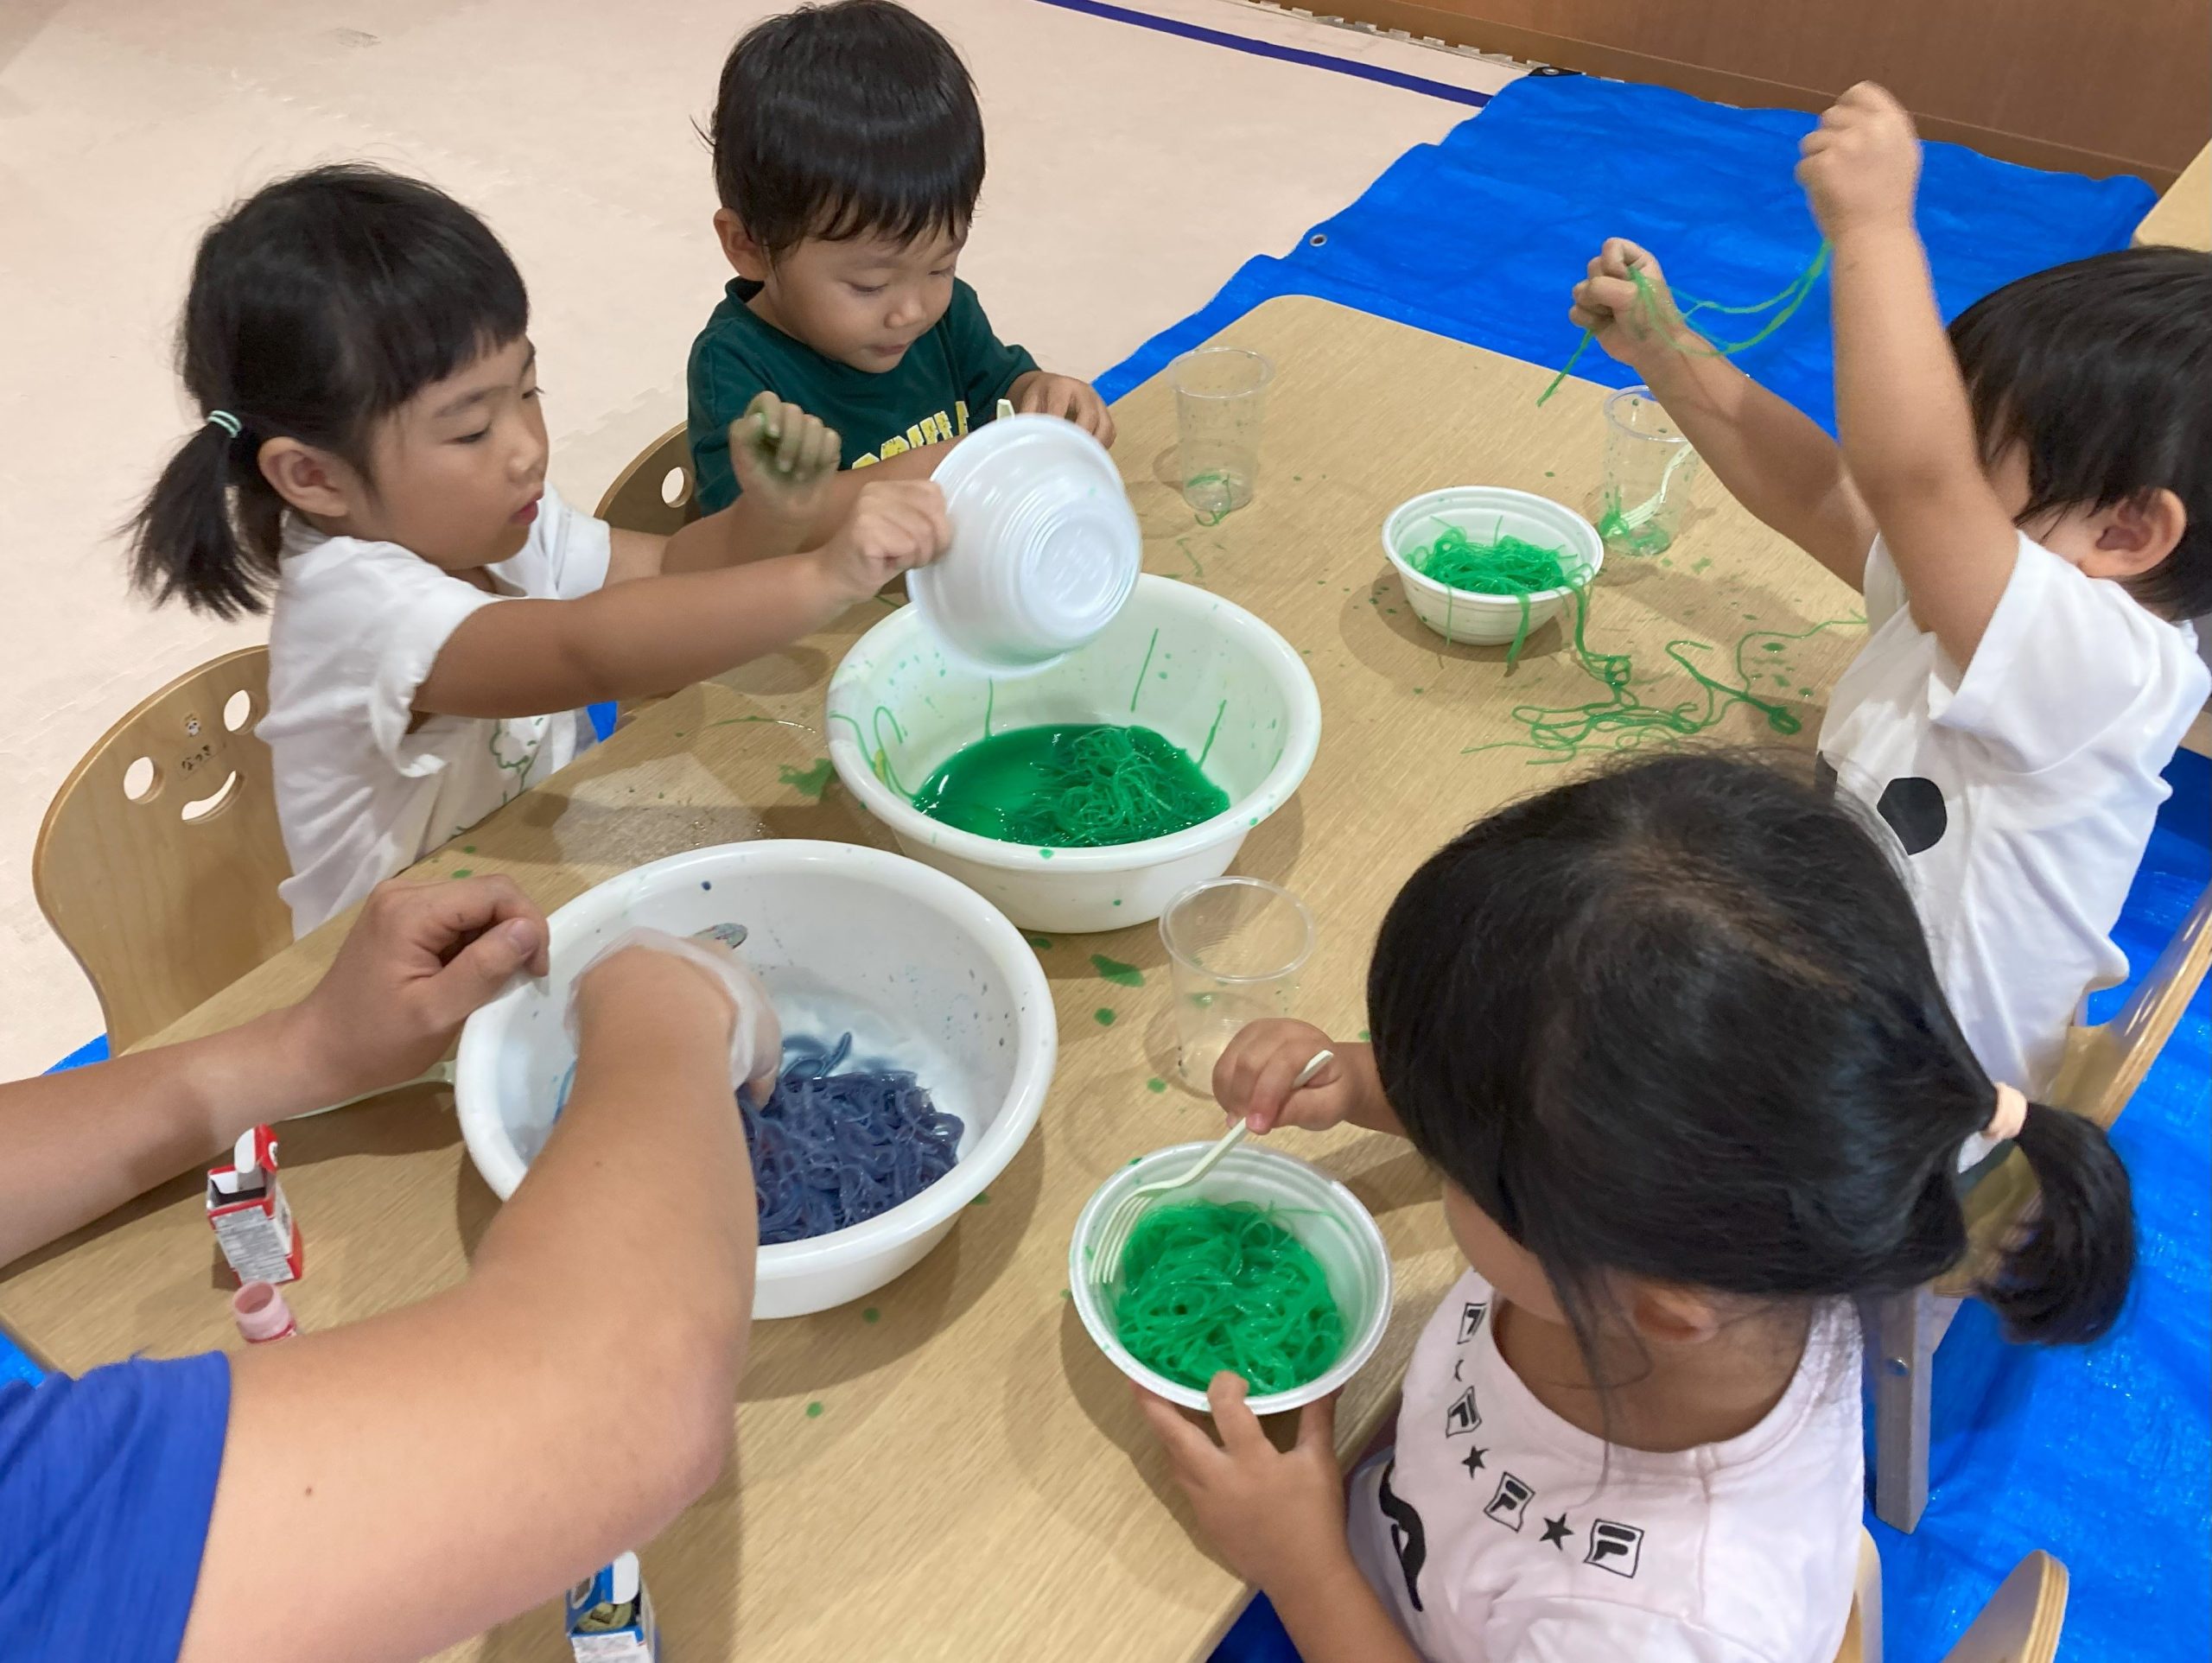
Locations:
1498;1604;1778;1663
495;481;611;600
1934;533;2197;775
1859;536;1907;629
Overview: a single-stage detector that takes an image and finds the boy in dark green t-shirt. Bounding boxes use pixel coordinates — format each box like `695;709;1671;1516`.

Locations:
688;0;1112;529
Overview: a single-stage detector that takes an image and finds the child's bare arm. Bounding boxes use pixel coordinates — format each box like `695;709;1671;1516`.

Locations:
680;443;952;574
1573;241;1876;588
1800;84;2018;665
642;394;871;577
415;480;948;716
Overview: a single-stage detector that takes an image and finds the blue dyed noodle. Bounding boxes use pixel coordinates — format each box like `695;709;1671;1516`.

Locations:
742;1032;963;1245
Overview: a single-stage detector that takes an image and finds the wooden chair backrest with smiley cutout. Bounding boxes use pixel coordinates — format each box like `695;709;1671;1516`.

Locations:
34;645;294;1054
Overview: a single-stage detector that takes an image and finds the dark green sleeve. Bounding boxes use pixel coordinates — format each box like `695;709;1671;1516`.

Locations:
944;280;1039;418
687;324;771;513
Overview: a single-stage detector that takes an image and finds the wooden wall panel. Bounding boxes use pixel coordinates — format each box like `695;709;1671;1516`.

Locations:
1309;0;2209;186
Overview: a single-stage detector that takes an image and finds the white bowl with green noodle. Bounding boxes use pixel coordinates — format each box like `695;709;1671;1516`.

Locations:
826;574;1321;933
1382;486;1604;649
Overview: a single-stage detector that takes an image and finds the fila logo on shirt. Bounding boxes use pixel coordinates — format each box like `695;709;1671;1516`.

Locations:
1483;1473;1535;1532
1585;1520;1645;1579
1456;1301;1489;1343
1443;1386;1482;1438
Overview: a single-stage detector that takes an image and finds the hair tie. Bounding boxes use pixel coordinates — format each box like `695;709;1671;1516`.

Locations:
205;410;242;439
1984;1083;2029;1145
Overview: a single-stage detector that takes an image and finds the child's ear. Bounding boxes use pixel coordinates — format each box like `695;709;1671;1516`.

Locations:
257;438;355;522
1627;1282;1724;1347
2084;486;2187;581
714;210;770;282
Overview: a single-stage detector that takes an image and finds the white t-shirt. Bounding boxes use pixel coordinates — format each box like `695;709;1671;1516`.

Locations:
1347;1272;1862;1663
1819;534;2208;1094
261;485;612;936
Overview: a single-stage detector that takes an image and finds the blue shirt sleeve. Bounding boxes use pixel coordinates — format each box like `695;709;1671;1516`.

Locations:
0;1350;232;1663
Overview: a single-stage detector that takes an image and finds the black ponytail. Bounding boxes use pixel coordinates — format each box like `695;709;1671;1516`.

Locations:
1979;1101;2136;1345
1367;752;2137;1368
128;418;272;619
124;163;530;617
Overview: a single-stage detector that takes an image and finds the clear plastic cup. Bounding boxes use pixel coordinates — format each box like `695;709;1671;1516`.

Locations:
1159;877;1314;1090
1599;385;1701;558
1171;347;1274;521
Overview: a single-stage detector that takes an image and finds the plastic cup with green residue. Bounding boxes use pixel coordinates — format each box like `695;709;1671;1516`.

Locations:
1172;347;1273;522
1599;385;1700;557
1160;877;1314;1090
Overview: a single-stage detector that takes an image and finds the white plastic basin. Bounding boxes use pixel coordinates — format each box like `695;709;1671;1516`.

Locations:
454;841;1057;1317
825;574;1321;933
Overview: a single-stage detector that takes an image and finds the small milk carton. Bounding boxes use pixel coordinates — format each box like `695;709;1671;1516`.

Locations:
205;1126;302;1285
566;1553;658;1662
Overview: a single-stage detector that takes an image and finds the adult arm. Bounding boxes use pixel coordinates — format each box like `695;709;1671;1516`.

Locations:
1572;241;1875;590
1799;83;2018;663
0;878;548;1268
179;936;762;1663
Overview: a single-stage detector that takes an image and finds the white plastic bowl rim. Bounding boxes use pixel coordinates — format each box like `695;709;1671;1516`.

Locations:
453;840;1057;1279
1066;1140;1395;1415
827;575;1322;873
1382;486;1604;608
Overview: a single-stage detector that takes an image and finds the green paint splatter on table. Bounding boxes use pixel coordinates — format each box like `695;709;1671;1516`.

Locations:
1026;933;1054;949
1090;954;1143;987
861;1307;880;1323
461;845;477;854
1094;1007;1116;1026
969;1191;990;1206
805;1401;824;1419
1147;1077;1167;1093
1357;1030;1370;1042
451;868;473;879
778;757;834;798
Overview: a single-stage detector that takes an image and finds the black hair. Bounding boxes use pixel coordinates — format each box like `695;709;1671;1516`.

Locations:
1948;244;2212;619
709;0;984;256
127;164;530;619
1367;752;2134;1374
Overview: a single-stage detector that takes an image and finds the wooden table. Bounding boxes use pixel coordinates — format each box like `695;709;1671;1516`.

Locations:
0;297;1861;1661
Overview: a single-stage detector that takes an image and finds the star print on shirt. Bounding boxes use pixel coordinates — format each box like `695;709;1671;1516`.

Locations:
1460;1445;1488;1477
1541;1515;1573;1549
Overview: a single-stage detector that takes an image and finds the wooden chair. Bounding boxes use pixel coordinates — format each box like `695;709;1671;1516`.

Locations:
594;422;702;730
1837;1529;2069;1663
1868;879;2212;1529
594;420;702;538
34;646;293;1054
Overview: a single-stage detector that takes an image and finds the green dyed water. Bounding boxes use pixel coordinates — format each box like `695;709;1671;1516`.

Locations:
910;723;1230;849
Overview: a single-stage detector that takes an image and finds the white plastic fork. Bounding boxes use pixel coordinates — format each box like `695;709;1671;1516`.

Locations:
1090;1049;1335;1288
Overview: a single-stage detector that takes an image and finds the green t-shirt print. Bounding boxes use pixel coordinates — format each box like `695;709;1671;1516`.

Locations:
686;276;1039;513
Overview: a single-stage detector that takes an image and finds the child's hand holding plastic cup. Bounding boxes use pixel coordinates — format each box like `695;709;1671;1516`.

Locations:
1213;1020;1360;1134
569;927;782;1104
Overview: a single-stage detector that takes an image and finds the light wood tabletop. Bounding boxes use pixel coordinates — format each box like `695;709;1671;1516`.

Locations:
0;295;1862;1662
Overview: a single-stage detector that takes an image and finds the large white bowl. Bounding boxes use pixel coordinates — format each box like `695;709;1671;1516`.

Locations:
1068;1142;1394;1415
1382;486;1604;647
454;841;1057;1317
826;574;1321;933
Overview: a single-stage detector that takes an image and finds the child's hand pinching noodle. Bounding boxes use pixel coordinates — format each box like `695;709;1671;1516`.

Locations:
1215;1020;1375;1134
730;390;842;494
1796;81;1921;240
1570;238;1688;368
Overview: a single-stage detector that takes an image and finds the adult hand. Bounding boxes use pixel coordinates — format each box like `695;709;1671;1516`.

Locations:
1569;238;1686;367
1213;1020;1357;1133
1135;1375;1349;1592
283;876;548;1103
1797;82;1921;242
1012;371;1116;447
816;479;950;599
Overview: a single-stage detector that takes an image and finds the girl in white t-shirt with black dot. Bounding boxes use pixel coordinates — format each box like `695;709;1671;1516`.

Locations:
1138;753;2133;1663
130;164;949;936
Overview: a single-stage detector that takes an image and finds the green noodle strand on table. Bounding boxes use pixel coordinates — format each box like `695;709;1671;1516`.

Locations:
1111;1201;1345;1395
911;723;1229;849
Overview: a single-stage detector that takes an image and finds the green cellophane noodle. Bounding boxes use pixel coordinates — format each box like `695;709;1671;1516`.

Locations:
1406;522;1577;667
911;723;1230;848
1111;1201;1345;1395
